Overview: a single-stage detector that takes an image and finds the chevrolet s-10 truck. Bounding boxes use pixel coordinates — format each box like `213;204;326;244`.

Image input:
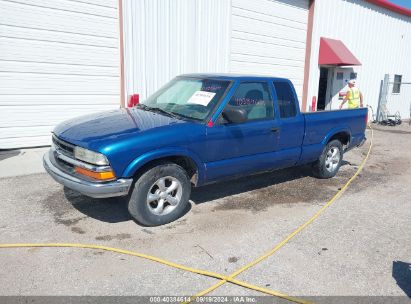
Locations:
44;74;367;226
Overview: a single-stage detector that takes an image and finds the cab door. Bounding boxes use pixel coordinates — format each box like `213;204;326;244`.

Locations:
272;80;304;166
204;81;281;181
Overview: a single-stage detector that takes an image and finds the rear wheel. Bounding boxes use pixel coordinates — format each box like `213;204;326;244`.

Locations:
312;139;343;179
128;162;191;226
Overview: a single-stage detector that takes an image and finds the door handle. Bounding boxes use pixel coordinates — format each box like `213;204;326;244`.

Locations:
271;127;280;133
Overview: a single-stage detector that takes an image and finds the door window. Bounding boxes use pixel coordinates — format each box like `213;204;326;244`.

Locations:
226;82;274;122
273;82;297;118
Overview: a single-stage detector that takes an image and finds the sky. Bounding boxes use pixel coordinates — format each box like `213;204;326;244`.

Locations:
388;0;411;9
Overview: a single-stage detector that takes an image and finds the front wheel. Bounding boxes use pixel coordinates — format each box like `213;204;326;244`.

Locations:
312;140;343;179
127;162;191;226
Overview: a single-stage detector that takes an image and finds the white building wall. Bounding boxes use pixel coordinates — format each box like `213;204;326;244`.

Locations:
230;0;309;102
122;0;231;101
123;0;309;104
0;0;121;149
307;0;411;118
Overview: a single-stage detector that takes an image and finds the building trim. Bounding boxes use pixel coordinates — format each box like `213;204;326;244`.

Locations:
365;0;411;17
302;0;315;112
118;0;126;108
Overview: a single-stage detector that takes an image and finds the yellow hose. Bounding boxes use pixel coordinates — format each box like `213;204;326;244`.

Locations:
186;126;373;303
0;126;373;304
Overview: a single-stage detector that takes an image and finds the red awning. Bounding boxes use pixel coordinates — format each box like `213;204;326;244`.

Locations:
365;0;411;17
318;37;361;66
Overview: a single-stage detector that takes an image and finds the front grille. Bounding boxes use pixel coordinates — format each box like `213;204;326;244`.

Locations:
52;135;75;158
51;134;77;173
51;134;113;183
57;157;77;174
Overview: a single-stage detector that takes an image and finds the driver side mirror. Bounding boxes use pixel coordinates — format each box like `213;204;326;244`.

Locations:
222;106;248;124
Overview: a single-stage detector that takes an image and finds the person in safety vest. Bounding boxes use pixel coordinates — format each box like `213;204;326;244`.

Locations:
339;79;363;109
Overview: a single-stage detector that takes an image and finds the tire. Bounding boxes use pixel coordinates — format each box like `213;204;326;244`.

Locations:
127;162;191;226
312;139;343;179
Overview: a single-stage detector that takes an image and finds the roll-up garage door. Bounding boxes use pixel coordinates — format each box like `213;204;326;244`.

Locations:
230;0;309;102
0;0;120;149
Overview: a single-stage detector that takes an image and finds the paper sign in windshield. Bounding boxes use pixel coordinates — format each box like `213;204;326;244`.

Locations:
187;91;216;106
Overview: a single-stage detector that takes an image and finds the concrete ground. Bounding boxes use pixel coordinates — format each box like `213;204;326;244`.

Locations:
0;125;410;303
0;147;47;178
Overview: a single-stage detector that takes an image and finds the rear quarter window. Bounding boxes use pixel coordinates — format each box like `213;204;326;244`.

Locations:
273;82;297;118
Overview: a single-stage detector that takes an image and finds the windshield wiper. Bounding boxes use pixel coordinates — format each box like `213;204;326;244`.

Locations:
152;108;180;119
170;111;201;121
137;104;201;121
136;104;153;111
136;104;180;119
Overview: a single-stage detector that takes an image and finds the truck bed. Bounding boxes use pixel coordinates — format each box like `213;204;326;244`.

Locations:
300;108;368;164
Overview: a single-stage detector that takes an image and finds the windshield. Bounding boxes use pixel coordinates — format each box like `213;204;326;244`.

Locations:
141;77;231;121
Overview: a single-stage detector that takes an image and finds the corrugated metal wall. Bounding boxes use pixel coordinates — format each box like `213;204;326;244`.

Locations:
230;0;309;101
0;0;120;149
123;0;309;103
307;0;411;117
122;0;231;100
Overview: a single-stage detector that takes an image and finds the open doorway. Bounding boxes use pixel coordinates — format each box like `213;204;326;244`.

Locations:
317;67;328;110
316;66;357;111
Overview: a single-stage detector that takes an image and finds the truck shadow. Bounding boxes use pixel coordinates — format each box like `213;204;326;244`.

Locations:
191;161;352;205
64;161;351;222
191;164;315;205
63;187;132;223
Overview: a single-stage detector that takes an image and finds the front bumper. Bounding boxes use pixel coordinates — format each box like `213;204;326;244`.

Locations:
43;150;132;198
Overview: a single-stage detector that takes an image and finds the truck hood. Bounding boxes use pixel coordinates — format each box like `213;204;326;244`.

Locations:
54;108;184;150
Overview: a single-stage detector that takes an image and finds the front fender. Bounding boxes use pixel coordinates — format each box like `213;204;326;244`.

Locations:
122;147;206;184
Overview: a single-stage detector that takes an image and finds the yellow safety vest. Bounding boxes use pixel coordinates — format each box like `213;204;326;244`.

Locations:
347;87;361;109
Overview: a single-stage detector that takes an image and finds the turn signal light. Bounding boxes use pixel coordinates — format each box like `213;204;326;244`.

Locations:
75;166;116;181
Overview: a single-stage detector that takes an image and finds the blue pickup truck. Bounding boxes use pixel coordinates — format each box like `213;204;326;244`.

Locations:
44;74;367;226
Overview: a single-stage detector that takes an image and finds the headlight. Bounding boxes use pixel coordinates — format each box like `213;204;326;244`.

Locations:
74;147;109;166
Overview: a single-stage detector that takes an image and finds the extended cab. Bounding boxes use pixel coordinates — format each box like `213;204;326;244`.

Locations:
44;74;367;226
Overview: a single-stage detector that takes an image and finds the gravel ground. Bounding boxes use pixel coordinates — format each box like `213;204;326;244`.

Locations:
0;124;410;303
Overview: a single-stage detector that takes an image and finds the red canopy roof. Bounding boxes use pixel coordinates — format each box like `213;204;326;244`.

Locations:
318;37;361;66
